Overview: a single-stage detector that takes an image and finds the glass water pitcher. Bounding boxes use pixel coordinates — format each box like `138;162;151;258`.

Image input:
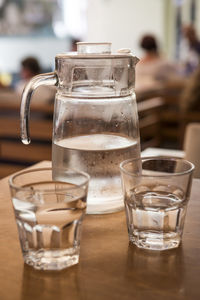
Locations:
20;42;140;214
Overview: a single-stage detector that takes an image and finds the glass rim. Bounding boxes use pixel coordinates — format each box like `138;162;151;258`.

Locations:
9;167;90;192
120;156;195;177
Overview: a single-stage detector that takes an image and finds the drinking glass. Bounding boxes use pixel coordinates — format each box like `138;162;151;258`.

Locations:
120;157;194;250
9;167;90;270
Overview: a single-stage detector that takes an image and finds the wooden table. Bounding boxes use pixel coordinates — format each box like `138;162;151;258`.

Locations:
0;162;200;300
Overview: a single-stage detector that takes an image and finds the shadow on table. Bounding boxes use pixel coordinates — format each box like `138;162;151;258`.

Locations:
20;263;86;300
126;244;185;296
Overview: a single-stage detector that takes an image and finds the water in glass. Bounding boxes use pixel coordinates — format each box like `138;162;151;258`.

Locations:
12;181;86;270
125;184;187;250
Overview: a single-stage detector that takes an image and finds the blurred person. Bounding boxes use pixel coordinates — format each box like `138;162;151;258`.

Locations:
180;65;200;112
15;56;55;103
181;24;200;75
70;38;81;52
15;56;41;95
136;34;179;90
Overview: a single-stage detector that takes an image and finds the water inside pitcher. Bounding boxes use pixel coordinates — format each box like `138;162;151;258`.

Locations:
20;42;140;214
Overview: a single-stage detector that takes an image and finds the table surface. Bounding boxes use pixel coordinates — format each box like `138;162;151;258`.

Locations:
141;147;185;158
0;161;200;300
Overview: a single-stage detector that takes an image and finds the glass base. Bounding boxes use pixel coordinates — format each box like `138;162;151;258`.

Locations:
23;247;79;270
129;231;181;251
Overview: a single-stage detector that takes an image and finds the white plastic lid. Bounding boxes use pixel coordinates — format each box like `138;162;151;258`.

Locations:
77;42;112;54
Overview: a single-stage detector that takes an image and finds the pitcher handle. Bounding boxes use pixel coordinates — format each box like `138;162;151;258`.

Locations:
20;72;58;144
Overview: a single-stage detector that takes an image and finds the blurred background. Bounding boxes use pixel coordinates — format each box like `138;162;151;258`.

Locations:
1;0;200;178
0;0;198;76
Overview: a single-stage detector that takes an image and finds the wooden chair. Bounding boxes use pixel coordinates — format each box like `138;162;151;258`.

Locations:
183;122;200;178
137;97;165;150
0;93;53;178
